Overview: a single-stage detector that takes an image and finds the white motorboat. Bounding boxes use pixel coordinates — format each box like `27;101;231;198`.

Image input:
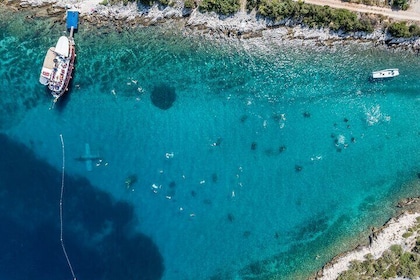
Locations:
371;68;399;79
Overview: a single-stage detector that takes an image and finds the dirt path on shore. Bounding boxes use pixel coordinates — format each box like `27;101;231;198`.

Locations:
240;0;247;12
301;0;420;21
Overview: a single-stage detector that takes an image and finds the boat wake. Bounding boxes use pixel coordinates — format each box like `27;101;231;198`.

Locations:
365;104;390;126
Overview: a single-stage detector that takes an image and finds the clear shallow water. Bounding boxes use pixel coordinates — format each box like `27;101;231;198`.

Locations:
1;8;419;280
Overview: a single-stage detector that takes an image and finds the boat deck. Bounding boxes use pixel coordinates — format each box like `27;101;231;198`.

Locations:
48;38;76;99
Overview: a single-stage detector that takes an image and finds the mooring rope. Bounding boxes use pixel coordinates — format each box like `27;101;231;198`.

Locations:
59;134;77;280
49;99;56;110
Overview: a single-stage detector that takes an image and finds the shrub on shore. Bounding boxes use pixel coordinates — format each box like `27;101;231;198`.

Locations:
254;0;375;33
338;234;420;279
246;0;261;10
388;21;420;37
392;0;409;10
184;0;196;9
98;0;420;38
343;0;386;6
198;0;240;15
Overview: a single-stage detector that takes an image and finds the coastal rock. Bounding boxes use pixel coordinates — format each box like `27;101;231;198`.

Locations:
187;9;266;35
314;212;420;280
7;0;420;51
19;1;30;7
46;6;65;16
397;197;420;208
181;7;192;17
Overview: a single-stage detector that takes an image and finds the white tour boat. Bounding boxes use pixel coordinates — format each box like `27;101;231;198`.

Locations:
39;10;78;100
371;68;399;79
39;36;76;99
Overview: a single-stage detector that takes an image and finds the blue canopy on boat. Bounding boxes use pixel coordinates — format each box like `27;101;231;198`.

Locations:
66;10;79;30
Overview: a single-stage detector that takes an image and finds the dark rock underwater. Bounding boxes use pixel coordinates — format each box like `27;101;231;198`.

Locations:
0;133;164;280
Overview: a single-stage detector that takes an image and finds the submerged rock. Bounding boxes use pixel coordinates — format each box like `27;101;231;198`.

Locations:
150;84;176;110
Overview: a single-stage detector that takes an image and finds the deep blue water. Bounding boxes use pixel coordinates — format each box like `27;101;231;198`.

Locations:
0;134;164;280
1;7;419;280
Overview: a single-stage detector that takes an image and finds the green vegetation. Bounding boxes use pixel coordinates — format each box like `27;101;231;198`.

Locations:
338;239;420;279
246;0;260;11
252;0;375;32
392;0;409;10
388;22;420;38
387;22;410;37
409;24;420;36
343;0;383;6
99;0;169;6
198;0;240;15
341;0;410;10
97;0;419;38
403;227;415;238
184;0;196;9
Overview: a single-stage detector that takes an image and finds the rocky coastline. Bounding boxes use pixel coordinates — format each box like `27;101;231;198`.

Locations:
3;0;420;52
312;190;420;280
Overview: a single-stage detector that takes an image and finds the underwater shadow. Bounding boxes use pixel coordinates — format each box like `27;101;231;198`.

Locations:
53;90;72;111
0;133;164;280
150;84;176;110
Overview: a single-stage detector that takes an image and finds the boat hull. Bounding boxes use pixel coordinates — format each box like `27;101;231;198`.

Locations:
371;68;399;79
50;38;76;99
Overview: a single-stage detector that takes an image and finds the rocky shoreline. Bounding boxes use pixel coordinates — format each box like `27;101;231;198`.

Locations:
3;0;420;52
312;192;420;280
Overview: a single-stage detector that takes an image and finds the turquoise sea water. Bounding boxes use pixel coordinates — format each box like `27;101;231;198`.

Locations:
1;8;419;280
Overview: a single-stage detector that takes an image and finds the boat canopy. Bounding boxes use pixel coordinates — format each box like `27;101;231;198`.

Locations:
39;47;56;85
55;36;70;57
43;47;56;69
66;10;79;30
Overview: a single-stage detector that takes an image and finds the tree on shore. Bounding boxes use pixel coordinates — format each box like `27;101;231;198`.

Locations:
199;0;240;15
338;223;420;280
388;21;420;37
253;0;375;32
392;0;409;10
